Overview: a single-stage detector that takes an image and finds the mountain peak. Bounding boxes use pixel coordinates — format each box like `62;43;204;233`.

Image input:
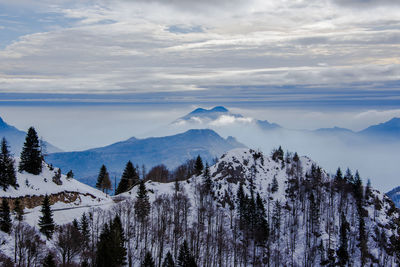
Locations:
210;106;228;112
359;117;400;138
0;116;10;130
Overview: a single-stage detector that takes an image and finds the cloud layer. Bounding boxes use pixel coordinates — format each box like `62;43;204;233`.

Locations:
0;0;398;102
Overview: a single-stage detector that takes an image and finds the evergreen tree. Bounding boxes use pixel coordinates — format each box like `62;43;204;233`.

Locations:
42;252;57;267
14;198;24;221
96;216;127;267
80;212;90;243
203;162;212;194
353;170;363;201
255;193;269;244
116;161;139;195
19;127;42;175
0;198;11;233
271;175;279;193
344;168;353;184
38;194;55;239
177;240;196;267
334;168;343;182
162;251;175;267
142;251;155;267
111;216;127;266
66;170;74;179
272;146;284;162
72;218;79;229
293;152;299;162
337;212;349;266
135;179;150;222
96;165;111;193
0;138;17;190
194;155;203;176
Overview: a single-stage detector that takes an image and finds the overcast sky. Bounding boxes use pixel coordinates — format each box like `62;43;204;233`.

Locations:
0;0;399;101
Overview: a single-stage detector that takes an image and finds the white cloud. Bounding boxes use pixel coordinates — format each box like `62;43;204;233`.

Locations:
209;115;254;126
0;0;399;96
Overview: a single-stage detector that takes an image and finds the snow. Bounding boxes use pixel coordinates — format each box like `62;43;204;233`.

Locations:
1;160;109;199
0;158;113;228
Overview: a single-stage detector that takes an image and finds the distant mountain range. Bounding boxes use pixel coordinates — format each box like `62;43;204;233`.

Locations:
0;117;62;155
46;129;245;187
175;106;400;139
313;117;400;141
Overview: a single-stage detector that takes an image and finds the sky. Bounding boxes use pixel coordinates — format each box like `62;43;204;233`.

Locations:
0;0;399;190
0;0;399;99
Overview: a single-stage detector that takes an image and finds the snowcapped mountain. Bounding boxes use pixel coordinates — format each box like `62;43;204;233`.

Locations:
0;116;62;154
119;148;400;266
173;106;281;130
46;129;245;187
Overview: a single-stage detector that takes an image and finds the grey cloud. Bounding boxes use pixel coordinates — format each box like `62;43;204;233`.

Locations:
333;0;400;8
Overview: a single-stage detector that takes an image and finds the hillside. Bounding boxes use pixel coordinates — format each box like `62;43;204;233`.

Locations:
1;148;399;266
118;148;400;266
46;129;245;187
0;159;112;226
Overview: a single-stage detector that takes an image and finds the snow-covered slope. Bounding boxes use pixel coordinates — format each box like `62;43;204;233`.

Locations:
121;148;400;266
0;159;112;226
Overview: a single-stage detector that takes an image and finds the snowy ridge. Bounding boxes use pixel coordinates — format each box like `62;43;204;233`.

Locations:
0;158;112;226
121;148;400;266
0;159;109;200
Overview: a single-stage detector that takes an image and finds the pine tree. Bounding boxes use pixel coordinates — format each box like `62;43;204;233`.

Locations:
38;194;55;239
255;193;269;244
353;170;363;201
142;251;155;267
334;168;343;182
116;161;139;195
337;212;349;266
19;127;42;175
96;165;111;193
293;152;299;162
344;168;353;184
0;198;11;233
203;162;212;194
194;155;204;176
0;138;17;190
162;251;175;267
135;179;150;222
14;198;24;221
271;175;279;193
66;170;74;179
111;216;127;266
42;252;57;267
96;216;127;267
177;240;197;267
80;212;90;243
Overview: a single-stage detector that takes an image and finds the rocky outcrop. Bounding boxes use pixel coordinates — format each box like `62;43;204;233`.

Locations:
0;191;99;210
